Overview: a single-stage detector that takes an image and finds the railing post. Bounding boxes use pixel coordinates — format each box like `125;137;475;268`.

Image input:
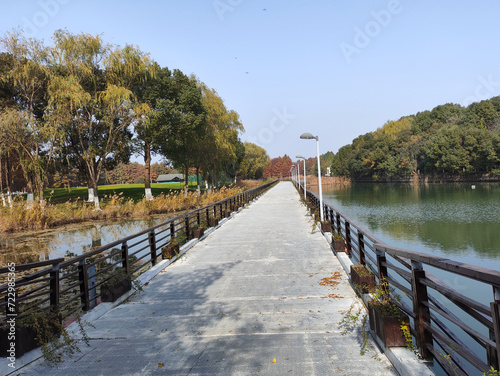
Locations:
345;221;352;255
121;241;130;274
185;215;190;240
197;211;201;227
489;286;500;370
49;263;60;310
411;261;432;359
358;233;366;266
206;207;210;226
336;213;341;234
78;260;90;311
149;230;157;266
170;222;175;243
375;246;388;282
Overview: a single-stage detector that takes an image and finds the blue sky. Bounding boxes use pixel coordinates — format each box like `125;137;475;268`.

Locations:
2;0;500;161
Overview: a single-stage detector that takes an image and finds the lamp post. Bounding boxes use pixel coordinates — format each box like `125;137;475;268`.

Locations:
300;133;323;222
296;162;300;188
296;155;306;201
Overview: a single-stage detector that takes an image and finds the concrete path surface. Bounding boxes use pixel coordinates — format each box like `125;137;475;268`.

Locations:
13;182;397;375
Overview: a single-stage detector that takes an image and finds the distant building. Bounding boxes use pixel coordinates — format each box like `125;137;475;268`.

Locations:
156;174;184;183
326;167;331;177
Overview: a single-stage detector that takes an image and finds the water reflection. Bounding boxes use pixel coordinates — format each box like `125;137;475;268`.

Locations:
0;214;174;266
318;183;500;268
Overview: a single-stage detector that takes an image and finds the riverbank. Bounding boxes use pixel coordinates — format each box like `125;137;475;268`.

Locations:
0;186;243;234
306;173;500;186
302;175;351;186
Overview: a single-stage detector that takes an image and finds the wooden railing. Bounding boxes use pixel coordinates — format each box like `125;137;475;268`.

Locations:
0;181;277;330
297;182;500;376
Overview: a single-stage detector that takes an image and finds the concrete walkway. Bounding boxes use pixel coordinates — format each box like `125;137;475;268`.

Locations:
13;182;397;375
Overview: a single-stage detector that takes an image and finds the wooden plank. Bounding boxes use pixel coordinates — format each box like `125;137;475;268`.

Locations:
0;258;65;274
424;320;489;372
412;265;432;359
423;273;492;323
490;287;500;370
431;337;471;376
427;300;495;349
375;244;500;287
382;260;412;281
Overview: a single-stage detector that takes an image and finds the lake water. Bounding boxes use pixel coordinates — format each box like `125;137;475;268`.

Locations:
0;214;175;266
312;182;500;375
315;183;500;272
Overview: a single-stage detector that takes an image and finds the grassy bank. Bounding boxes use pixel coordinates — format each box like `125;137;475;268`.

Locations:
45;182;201;203
0;182;252;233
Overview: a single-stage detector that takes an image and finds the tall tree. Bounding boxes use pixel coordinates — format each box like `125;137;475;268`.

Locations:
136;65;172;189
196;83;244;187
0;31;52;202
108;46;157;194
238;142;270;179
49;30;149;201
152;70;205;184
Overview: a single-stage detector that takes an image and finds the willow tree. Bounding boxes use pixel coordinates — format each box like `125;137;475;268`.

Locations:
0;52;16;202
107;45;157;196
196;83;244;187
238;142;270;179
0;31;52;203
49;30;151;203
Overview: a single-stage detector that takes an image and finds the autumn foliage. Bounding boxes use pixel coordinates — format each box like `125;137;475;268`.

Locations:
263;155;293;179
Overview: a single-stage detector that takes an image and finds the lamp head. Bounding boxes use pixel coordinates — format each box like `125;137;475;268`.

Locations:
296;155;305;159
300;132;317;140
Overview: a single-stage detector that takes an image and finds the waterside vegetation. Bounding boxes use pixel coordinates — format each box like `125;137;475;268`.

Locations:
0;183;258;233
330;97;500;181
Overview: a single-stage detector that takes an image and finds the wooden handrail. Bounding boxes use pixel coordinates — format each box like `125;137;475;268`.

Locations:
296;181;500;375
376;244;500;287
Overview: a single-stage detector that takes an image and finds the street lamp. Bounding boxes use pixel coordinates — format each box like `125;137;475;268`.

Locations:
296;155;306;201
296;162;300;188
300;132;323;222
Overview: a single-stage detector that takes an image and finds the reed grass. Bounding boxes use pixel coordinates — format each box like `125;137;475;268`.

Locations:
0;184;258;233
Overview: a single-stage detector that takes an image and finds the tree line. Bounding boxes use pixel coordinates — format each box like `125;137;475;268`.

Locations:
0;30;251;203
330;97;500;180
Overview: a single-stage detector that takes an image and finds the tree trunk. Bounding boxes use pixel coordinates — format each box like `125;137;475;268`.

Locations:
196;167;201;192
184;165;189;196
144;140;151;189
0;156;3;194
36;173;44;206
5;152;11;194
87;172;99;207
0;156;4;207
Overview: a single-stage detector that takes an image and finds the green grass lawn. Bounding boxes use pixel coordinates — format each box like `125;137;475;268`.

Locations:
45;182;201;203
